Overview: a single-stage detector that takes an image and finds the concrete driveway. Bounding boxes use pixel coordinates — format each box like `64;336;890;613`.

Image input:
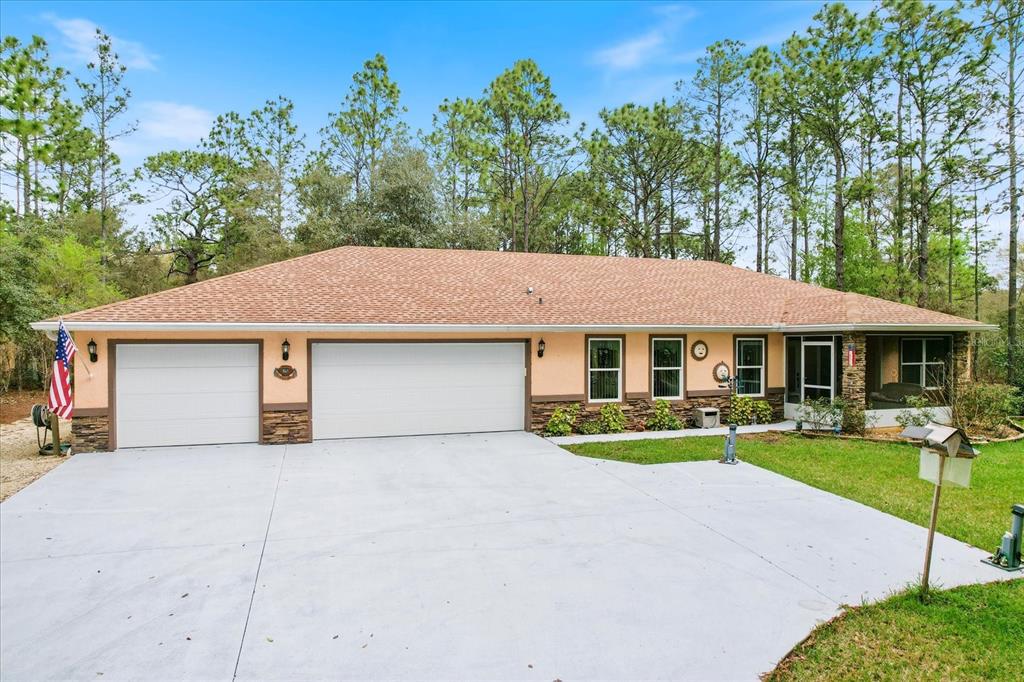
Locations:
0;432;1005;681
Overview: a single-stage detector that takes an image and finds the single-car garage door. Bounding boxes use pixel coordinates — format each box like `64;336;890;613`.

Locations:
312;342;525;439
115;343;259;448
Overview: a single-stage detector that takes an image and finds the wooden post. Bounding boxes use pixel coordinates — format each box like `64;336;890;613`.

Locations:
921;453;946;597
49;412;62;456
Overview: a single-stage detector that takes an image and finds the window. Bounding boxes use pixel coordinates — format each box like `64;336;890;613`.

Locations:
735;338;765;396
651;338;684;399
901;338;947;389
588;338;622;402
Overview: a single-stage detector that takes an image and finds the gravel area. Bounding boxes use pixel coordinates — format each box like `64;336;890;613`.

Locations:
0;417;70;502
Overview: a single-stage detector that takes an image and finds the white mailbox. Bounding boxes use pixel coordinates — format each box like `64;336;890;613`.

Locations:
902;423;978;489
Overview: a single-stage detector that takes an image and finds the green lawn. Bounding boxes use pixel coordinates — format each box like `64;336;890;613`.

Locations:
566;433;1024;681
566;433;1023;551
766;580;1024;681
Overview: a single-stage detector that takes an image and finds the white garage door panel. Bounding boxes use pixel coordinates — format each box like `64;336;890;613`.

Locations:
116;344;259;448
116;368;259;404
312;343;525;439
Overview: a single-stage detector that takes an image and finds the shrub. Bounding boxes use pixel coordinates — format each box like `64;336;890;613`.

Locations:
798;397;842;431
577;419;603;435
950;382;1020;434
646;399;682;431
832;397;866;435
729;396;774;425
895;395;936;429
544;403;580;437
598;403;628;433
730;395;754;425
753;399;773;424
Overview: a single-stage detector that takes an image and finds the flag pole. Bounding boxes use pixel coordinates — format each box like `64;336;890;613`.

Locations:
59;317;91;378
50;410;62;457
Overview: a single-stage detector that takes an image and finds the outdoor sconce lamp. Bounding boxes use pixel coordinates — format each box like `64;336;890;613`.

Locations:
87;339;98;363
537;338;545;358
282;339;290;361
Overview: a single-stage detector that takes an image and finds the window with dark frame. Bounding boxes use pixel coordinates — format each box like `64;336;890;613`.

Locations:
900;338;947;390
588;338;622;402
651;338;683;399
735;338;765;396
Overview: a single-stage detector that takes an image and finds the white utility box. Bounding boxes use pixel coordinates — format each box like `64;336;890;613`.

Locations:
693;407;720;429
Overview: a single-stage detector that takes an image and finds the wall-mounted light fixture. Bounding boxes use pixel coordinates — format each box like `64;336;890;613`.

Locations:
282;339;290;361
537;338;546;358
87;338;98;363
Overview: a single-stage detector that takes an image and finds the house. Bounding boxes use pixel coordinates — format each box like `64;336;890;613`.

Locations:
31;246;994;451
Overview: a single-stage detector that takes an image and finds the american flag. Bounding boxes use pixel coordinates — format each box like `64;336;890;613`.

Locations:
48;320;77;419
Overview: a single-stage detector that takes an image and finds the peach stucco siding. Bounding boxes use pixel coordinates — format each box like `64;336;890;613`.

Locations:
73;330;786;409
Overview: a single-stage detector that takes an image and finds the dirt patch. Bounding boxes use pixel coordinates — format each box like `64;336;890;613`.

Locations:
0;390;47;425
0;416;70;502
740;431;786;445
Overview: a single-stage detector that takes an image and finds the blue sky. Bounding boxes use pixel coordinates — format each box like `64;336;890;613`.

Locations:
8;0;1008;281
1;0;828;169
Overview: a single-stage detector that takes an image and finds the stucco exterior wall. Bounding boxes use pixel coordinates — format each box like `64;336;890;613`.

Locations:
72;330;787;410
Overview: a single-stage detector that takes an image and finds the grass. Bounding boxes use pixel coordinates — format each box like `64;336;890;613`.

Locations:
566;432;1024;681
766;580;1024;681
566;432;1023;551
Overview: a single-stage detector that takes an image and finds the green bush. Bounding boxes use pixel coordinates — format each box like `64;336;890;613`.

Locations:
730;395;754;425
950;382;1020;434
798;397;842;431
577;419;603;435
895;395;936;429
834;397;869;435
598;403;628;433
753;400;773;424
646;399;682;431
544;403;580;437
730;395;773;425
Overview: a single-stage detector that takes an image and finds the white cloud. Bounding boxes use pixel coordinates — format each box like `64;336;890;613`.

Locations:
108;101;213;165
591;3;699;72
44;13;158;71
138;101;214;145
593;30;666;70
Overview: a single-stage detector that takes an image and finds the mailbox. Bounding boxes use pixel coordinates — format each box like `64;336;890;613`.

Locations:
900;423;978;489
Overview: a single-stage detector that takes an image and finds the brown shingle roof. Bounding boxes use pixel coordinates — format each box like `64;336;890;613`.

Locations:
51;246;988;329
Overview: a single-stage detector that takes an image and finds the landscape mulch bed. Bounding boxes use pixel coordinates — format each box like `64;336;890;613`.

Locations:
0;390;47;425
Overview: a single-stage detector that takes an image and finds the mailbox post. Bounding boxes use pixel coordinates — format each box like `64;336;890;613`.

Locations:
899;423;978;597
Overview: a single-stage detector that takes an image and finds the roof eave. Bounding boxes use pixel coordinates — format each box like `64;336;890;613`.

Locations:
30;321;1000;333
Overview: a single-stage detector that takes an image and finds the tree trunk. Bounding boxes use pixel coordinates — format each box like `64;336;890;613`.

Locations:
896;82;906;302
973;189;980;380
1008;21;1019;385
833;149;845;291
713;88;723;261
917;106;930;308
947;187;954;309
756;174;764;272
788;119;798;280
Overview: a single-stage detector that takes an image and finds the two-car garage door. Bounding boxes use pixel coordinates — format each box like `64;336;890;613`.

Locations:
311;342;526;439
113;341;525;447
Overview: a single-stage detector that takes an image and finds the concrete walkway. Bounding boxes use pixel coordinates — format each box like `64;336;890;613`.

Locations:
0;432;1012;681
549;419;798;445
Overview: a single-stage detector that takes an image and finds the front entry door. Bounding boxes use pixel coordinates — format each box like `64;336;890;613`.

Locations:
802;342;834;401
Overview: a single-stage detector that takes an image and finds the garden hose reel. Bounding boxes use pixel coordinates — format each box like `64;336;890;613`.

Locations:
31;404;70;456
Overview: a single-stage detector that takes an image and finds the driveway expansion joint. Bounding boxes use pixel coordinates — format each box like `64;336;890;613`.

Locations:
232;446;287;681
